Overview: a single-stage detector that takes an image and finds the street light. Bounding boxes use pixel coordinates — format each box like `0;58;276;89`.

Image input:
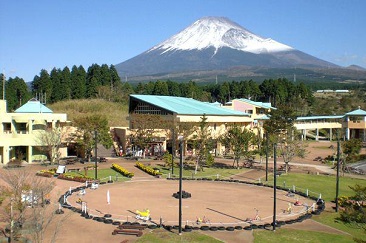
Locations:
94;130;98;180
172;129;175;174
178;135;184;235
335;140;340;212
265;132;269;181
272;142;277;231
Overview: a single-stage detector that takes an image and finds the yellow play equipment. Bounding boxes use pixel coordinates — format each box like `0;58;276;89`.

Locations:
135;208;151;221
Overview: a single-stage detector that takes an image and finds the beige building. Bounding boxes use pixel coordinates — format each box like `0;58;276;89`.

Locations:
114;95;255;156
0;98;68;166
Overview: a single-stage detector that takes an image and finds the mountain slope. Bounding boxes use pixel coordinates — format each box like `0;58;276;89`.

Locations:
116;16;338;78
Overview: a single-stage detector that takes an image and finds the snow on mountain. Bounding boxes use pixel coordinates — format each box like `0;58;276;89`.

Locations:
149;16;294;55
115;16;339;79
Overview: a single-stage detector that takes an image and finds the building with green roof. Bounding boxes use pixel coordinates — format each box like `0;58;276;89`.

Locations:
117;95;255;156
0;99;68;166
294;107;366;141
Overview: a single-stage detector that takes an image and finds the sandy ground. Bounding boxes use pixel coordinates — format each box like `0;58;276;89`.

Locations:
1;141;364;243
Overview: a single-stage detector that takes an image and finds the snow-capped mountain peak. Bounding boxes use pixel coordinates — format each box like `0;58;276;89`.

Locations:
149;16;294;54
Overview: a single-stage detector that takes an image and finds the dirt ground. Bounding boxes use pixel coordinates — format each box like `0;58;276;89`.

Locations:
1;141;363;243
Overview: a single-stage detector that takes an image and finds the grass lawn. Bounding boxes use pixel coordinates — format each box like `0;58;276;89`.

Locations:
263;173;366;202
135;229;223;243
155;165;249;180
253;228;355;243
69;168;131;182
312;211;366;240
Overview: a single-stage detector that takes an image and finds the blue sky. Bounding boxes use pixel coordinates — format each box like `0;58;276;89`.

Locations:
1;0;365;81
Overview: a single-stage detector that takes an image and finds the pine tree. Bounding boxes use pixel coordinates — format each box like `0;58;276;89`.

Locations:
70;65;87;99
60;66;71;100
6;77;31;111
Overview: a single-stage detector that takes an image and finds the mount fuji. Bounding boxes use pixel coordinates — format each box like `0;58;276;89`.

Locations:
115;17;338;81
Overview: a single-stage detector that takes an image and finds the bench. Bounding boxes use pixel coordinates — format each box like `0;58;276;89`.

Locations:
68;168;81;172
112;229;143;237
65;160;76;165
118;224;147;230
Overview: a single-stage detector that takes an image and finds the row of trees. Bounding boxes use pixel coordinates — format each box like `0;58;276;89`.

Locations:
0;64;133;111
134;78;314;112
1;67;314;114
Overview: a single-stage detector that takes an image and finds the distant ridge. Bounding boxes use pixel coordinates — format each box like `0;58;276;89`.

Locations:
346;65;366;71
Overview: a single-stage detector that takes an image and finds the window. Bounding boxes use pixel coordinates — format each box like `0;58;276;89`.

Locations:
134;101;169;115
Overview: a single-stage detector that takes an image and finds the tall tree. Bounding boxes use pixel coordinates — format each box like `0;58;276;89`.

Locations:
70;65;87;99
0;170;55;242
5;77;31;111
100;64;111;87
220;125;255;168
128;113;163;156
60;66;72;100
109;65;121;92
72;114;113;161
263;104;297;136
167;80;181;97
34;127;63;164
50;68;63;103
86;64;102;98
191;115;214;173
153;80;169;95
218;81;230;103
31;69;52;101
264;105;307;173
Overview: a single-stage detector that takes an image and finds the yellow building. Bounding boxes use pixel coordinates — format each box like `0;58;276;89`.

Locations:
0;98;68;166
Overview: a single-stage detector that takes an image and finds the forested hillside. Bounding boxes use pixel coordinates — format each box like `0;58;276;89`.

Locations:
1;63;365;117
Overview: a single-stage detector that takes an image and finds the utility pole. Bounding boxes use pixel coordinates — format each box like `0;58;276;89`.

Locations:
178;136;184;235
265;132;269;181
273;143;277;231
335;140;340;212
94;131;98;180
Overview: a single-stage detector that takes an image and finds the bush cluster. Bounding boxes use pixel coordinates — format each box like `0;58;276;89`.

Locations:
36;168;57;178
111;163;134;178
58;173;93;182
135;162;162;176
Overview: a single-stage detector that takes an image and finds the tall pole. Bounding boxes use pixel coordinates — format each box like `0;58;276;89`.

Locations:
172;129;175;174
265;132;269;181
10;198;13;242
273;143;277;231
178;136;183;235
94;130;98;180
335;140;340;212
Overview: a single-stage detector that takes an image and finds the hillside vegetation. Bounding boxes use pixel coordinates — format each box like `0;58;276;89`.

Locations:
49;99;129;127
47;90;366;129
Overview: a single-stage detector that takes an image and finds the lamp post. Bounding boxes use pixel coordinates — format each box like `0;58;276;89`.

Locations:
335;140;340;212
178;135;184;235
273;143;277;231
94;130;98;180
172;129;175;174
265;132;269;181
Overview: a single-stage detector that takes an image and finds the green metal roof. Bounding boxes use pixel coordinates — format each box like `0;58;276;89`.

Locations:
236;98;275;109
130;95;249;116
345;108;366;116
15;99;53;113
